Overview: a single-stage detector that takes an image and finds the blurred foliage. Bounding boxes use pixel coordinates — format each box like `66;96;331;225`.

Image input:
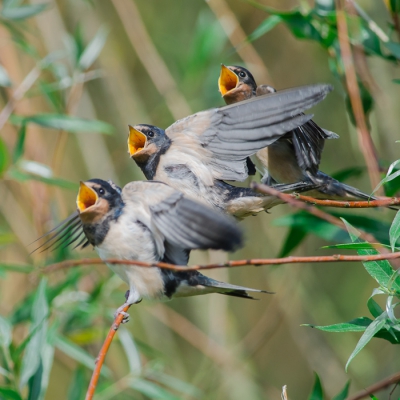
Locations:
0;0;400;399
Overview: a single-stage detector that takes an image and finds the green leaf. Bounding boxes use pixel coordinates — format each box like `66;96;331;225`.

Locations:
24;114;113;134
118;327;141;374
345;312;387;371
78;26;109;70
247;15;282;42
54;335;110;377
130;378;181;400
390;210;400;252
384;41;400;60
19;279;49;389
0;137;10;176
332;381;350;400
7;164;78;190
315;0;335;14
13;122;26;163
278;226;307;257
151;372;202;399
0;264;33;274
0;64;12;87
305;317;373;332
322;243;391;250
1;4;48;20
308;373;323;400
342;218;400;291
0;316;12;348
27;360;43;400
367;297;384;318
67;367;86;400
0;387;23;400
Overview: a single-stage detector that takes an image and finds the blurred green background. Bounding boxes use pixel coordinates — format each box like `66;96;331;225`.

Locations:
0;0;399;398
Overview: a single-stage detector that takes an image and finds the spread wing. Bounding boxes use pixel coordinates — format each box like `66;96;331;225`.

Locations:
29;211;88;254
166;84;333;181
122;181;243;265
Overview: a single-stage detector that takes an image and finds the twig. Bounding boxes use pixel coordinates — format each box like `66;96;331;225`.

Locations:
112;0;192;120
41;251;400;275
336;0;381;192
85;303;131;400
291;193;400;208
0;66;41;131
348;370;400;400
252;182;380;246
206;0;272;84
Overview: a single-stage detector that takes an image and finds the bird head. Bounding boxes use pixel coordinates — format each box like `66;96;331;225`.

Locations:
76;179;123;223
218;65;257;104
128;124;167;162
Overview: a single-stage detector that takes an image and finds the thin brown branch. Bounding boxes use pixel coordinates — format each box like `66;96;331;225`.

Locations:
336;0;381;192
0;66;41;131
206;0;272;84
291;193;400;208
252;183;380;246
348;370;400;400
85;303;131;400
112;0;192;120
41;251;400;275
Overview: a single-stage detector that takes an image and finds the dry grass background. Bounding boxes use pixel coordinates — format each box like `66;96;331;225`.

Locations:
0;0;399;398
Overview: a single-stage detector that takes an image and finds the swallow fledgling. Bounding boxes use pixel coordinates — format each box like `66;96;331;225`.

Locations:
36;179;272;317
127;84;333;218
218;65;382;202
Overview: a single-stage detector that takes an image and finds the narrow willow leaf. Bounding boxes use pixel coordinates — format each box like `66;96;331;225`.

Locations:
308;373;323;400
19;279;48;389
54;335;110;377
345;313;387;371
247;15;282;42
67;367;85;400
0;387;23;400
0;64;12;87
322;243;391;250
278;226;307;257
0;264;33;273
389;210;400;252
129;378;181;400
0;316;12;348
0;137;10;176
1;4;47;20
118;327;141;375
25;114;113;134
13;122;26;163
367;297;384;318
78;26;109;70
332;381;350;400
342;218;400;291
304;317;372;332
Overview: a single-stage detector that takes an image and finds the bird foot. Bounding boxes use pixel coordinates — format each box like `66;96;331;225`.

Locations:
114;305;130;323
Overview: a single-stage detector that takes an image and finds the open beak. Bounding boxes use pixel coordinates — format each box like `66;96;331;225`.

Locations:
128;126;147;156
77;182;98;213
218;65;239;96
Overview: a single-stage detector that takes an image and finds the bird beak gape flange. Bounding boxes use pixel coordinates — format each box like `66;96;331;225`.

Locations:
77;182;98;213
128;126;147;156
218;65;239;96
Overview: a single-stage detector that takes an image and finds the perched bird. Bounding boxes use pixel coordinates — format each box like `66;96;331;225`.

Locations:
218;65;375;201
127;84;332;218
36;179;271;316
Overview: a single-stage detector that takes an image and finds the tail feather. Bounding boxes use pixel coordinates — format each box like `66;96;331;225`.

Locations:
201;276;273;299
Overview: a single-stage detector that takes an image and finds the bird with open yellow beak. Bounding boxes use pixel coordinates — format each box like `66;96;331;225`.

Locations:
127;83;333;218
35;178;272;319
217;65;381;202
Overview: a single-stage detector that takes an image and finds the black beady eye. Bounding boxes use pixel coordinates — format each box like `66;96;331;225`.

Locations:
238;71;246;78
98;188;105;195
148;130;154;138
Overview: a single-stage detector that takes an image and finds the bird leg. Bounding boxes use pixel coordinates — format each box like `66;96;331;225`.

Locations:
114;289;142;323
